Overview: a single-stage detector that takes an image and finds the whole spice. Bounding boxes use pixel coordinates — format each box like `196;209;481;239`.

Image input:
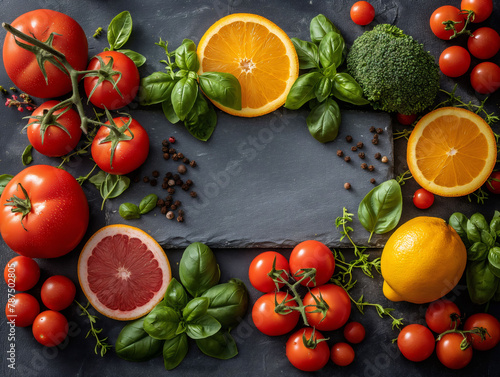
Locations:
177;164;187;174
166;211;175;220
361;163;368;169
374;152;381;160
337;150;344;157
356;142;364;149
368;165;375;172
358;152;365;159
381;156;389;163
344;182;351;190
346;135;353;142
344;156;351;162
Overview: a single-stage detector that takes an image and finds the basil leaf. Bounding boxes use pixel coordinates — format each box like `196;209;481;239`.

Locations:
119;202;140;219
490;215;500;239
108;11;132;50
315;76;332;103
488;247;500;278
201;278;249;329
22;145;33;165
318;31;344;69
466;260;499;305
183;297;209;322
467;216;484;245
184;94;217;142
139;72;177;106
185;314;221;340
163;333;188;370
100;174;130;207
310;14;342;44
291;37;320;70
175;39;199;72
118;49;146;67
139;194;158;214
284;72;323;110
162;99;181;124
0;174;13;196
196;330;238;360
358;179;403;242
331;73;369;106
306;97;341;143
468;242;489;261
115;318;163;362
179;242;221;297
144;306;181;340
171;77;198;121
199;72;242;110
449;212;470;248
165;278;188;310
89;170;106;189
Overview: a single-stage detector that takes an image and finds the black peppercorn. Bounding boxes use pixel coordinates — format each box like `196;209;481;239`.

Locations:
177;216;184;223
177;164;187;175
351;146;357;152
161;206;168;215
190;191;197;198
368;165;375;171
183;158;190;164
374;152;381;160
346;135;353;142
189;160;197;167
168;148;176;154
369;126;376;133
372;138;379;145
356;142;364;149
370;178;376;184
376;128;383;134
163;153;170;160
143;176;150;183
162;139;169;147
167;187;175;194
152;170;160;178
157;199;165;207
344;156;351;162
182;184;189;191
186;179;193;186
337;150;344;157
170;204;177;210
174;200;181;207
344;182;351;190
358;152;365;159
361;163;368;169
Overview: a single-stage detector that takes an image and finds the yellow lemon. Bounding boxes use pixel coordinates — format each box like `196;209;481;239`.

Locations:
381;216;467;304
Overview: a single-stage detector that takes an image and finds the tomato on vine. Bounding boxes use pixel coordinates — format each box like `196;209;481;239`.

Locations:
252;291;300;336
467;27;500;60
350;1;375;26
303;284;351;331
430;6;466;40
425;299;461;334
461;0;493;23
397;324;435;362
248;251;290;293
286;327;330;372
464;313;500;351
289;240;335;287
436;332;473;369
4;256;40;292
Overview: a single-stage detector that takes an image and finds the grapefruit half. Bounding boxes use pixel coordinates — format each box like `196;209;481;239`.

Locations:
78;225;171;320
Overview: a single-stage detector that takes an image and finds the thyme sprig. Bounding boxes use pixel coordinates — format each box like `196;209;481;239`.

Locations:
75;300;112;357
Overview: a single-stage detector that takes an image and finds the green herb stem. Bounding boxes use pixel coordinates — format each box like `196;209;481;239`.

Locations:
75;300;112;357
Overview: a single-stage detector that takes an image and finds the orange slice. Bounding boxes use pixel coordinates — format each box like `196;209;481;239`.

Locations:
197;13;299;117
407;107;497;197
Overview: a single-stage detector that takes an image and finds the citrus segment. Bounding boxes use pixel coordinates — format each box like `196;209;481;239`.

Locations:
78;225;171;321
197;13;299;117
407;107;497;197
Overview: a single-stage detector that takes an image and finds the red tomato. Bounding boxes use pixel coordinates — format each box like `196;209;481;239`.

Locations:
27;100;82;157
461;0;493;23
84;51;140;110
41;275;76;311
425;299;461;334
2;9;88;98
32;310;69;347
252;291;300;336
470;62;500;94
464;313;500;351
91;116;149;175
413;188;435;209
0;165;89;258
303;284;351;331
286;328;330;372
5;292;40;327
4;256;40;291
467;27;500;60
350;1;375;26
439;46;471;77
330;342;355;366
248;251;290;293
343;321;366;344
397;324;435;362
436;332;473;369
396;113;417;125
430;6;466;40
486;171;500;194
289;240;335;287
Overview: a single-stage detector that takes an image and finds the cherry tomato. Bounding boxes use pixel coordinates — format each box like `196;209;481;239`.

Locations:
248;251;290;293
436;332;473;369
464;313;500;351
350;1;375;26
41;275;76;311
303;284;351;331
84;51;140;110
252;291;300;336
413;188;435;209
470;62;500;94
397;324;435;362
91;116;149;175
289;240;335;287
32;310;69;347
26;100;82;157
4;256;40;291
5;293;40;327
0;165;89;258
2;9;88;98
344;321;366;344
286;328;330;372
486;171;500;194
439;46;471;77
467;27;500;59
425;299;461;334
461;0;493;23
430;6;466;40
331;342;355;366
396;113;417;125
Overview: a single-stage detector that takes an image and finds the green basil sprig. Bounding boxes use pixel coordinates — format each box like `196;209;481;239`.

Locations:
105;11;146;67
449;211;500;305
119;194;159;220
115;317;164;362
139;39;241;141
89;171;130;210
285;14;368;143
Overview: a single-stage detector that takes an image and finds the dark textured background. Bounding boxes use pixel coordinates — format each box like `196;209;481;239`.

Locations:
0;0;499;376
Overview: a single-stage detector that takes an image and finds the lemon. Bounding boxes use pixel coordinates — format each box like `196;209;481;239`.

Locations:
381;217;467;304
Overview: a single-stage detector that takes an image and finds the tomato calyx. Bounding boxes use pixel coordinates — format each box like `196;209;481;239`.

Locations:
99;109;135;170
4;183;31;231
293;267;318;287
305;290;330;321
83;55;124;102
301;327;329;350
25;106;74;145
436;326;490;350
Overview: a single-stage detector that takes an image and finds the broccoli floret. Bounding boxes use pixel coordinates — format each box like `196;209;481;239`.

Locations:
346;24;440;115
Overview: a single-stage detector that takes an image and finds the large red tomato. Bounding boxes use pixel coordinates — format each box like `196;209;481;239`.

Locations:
0;165;89;258
303;284;351;331
3;9;88;98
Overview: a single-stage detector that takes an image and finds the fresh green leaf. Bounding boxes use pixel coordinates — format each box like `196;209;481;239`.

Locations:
139;72;177;106
185;314;221;340
196;330;238;360
315;76;332;103
119;202;140;219
306;97;341;143
175;39;199;72
331;73;369;105
183;94;217;142
118;49;146;67
100;174;130;208
22;145;33;165
115;318;163;362
310;14;342;44
163;333;188;370
468;242;489;261
165;278;188;310
449;212;470;248
183;297;209;322
488;247;500;278
284;72;323;110
467;213;488;244
0;174;13;196
162;99;181;124
107;11;133;50
291;37;320;69
139;194;158;214
466;260;499;305
143;306;181;340
358;179;403;242
171;77;198;121
199;72;242;110
318;31;344;69
490;215;500;238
